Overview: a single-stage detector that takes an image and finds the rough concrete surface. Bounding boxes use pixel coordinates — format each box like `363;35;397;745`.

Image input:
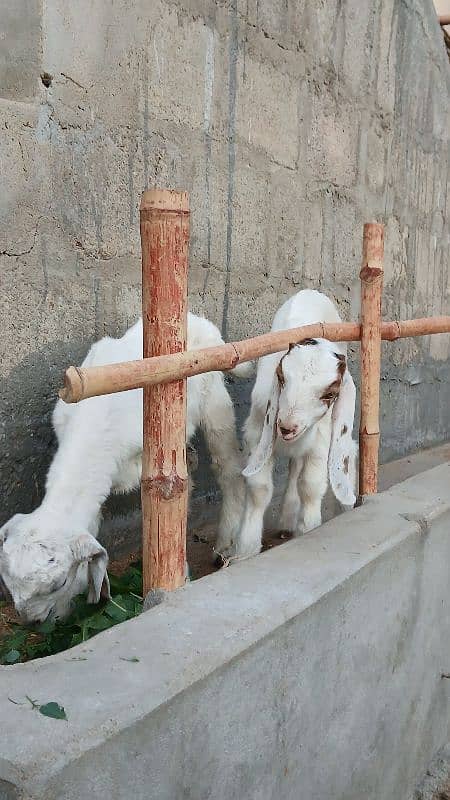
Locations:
414;742;450;799
1;0;450;532
1;464;450;799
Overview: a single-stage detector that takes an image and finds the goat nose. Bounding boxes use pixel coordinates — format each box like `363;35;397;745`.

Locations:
279;423;298;438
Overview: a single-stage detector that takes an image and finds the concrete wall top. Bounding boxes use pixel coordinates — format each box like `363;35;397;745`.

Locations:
1;462;450;798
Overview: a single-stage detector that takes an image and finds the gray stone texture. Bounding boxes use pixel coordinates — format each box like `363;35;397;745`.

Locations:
1;464;450;799
1;0;450;531
414;743;450;798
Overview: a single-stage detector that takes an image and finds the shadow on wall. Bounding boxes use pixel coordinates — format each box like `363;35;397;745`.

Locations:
0;338;87;528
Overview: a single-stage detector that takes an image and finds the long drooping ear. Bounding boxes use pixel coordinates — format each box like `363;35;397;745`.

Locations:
242;371;281;478
71;533;110;604
328;365;357;507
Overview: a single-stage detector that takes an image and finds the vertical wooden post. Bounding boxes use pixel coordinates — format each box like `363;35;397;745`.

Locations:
359;222;384;496
140;189;189;595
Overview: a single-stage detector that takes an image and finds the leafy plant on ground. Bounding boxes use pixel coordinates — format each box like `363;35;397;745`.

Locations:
0;563;143;665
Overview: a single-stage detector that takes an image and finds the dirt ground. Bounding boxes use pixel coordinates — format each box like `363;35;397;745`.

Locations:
0;601;19;638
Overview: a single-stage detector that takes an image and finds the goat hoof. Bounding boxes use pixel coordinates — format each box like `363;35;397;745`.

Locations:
278;529;293;540
214;552;231;569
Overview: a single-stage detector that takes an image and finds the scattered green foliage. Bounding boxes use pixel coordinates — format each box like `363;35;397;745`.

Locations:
38;701;68;721
4;649;20;664
0;563;143;665
9;696;68;720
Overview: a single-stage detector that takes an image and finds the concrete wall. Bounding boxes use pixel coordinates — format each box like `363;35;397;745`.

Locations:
1;464;450;800
1;0;450;526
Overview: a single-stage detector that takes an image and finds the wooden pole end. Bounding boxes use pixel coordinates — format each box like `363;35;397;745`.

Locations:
361;222;384;279
59;366;83;404
140;189;189;214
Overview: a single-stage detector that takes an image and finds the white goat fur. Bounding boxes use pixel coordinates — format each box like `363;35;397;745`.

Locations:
0;314;248;622
229;290;357;559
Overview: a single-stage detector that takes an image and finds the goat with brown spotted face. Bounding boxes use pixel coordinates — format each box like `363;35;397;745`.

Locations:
219;289;357;560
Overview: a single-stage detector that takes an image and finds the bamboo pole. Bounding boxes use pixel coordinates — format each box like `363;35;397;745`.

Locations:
140;189;189;595
359;223;384;496
382;316;450;339
60;322;360;403
59;315;450;404
59;317;450;403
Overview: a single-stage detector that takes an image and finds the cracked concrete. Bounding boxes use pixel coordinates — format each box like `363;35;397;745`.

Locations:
1;222;40;257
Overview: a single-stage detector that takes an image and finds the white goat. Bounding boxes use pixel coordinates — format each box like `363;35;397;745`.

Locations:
0;314;249;622
224;290;357;559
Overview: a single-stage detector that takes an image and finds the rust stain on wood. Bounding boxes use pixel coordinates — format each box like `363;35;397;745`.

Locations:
142;474;189;501
359;265;383;282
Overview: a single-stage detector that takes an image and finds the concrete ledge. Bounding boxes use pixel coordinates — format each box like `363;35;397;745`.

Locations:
1;464;450;799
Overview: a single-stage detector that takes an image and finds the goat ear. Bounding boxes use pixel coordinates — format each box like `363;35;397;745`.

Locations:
242;371;281;478
71;533;110;604
328;367;357;507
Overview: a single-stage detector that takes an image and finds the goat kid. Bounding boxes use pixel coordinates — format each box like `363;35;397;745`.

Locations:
223;290;357;559
0;314;249;623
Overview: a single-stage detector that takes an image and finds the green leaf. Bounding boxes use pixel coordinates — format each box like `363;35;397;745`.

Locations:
4;649;20;664
1;629;28;651
104;597;128;622
35;619;56;635
80;620;91;642
119;656;140;663
38;702;67;721
85;613;112;632
25;641;51;659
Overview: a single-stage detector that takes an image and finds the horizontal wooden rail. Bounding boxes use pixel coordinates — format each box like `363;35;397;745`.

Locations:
385;316;450;339
59;315;450;404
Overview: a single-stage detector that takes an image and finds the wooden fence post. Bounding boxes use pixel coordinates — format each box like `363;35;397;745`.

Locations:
140;189;189;595
359;222;384;496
